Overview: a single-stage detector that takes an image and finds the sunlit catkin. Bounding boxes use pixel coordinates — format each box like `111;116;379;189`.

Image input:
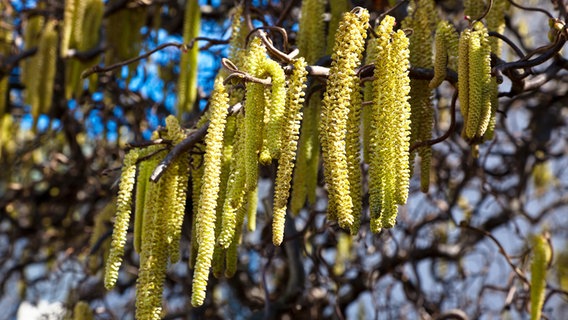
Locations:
530;234;551;320
272;58;308;246
192;77;229;307
369;17;412;231
321;8;369;230
244;38;267;191
104;149;138;289
458;28;471;130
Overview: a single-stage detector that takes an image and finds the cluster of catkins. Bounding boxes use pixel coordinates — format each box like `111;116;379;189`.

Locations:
104;0;505;317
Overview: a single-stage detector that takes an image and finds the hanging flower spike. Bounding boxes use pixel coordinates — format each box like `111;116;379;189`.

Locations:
272;58;308;246
368;15;396;233
429;21;458;89
104;149;138;289
192;77;229;307
259;59;287;164
321;7;369;230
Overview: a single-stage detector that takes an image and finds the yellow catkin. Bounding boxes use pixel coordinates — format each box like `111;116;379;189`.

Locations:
368;15;395;232
402;0;437;193
483;0;508;141
188;150;204;269
369;18;412;231
297;0;326;64
61;0;75;56
178;0;201;117
246;186;258;232
244;38;267;192
21;14;43;109
346;84;363;235
465;22;491;142
192;77;229;307
104;149;138;289
458;29;471;129
320;8;369;230
530;234;551;320
33;20;58;128
71;0;87;47
136;175;169;320
430;21;458;89
218;114;247;248
225;203;246;278
133;150;157;253
272;58;308;246
362;24;380;164
259;59;287;164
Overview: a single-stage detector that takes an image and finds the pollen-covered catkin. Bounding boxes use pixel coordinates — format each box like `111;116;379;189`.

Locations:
369;18;412;231
458;29;471;128
105;149;138;289
192;77;229;307
272;58;308;246
320;7;369;230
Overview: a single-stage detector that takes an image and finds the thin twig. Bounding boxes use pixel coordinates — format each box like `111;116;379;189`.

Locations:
459;222;530;286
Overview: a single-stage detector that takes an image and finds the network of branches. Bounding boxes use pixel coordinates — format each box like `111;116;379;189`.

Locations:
0;0;567;319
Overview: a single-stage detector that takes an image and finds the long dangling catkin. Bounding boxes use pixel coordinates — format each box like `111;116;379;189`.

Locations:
259;59;287;164
483;0;508;141
464;22;491;142
218;115;247;248
133;148;159;253
192;77;229;307
104;149;139;289
225;203;246;278
346;84;363;235
369;17;412;231
272;58;308;246
458;28;471;131
188;149;204;269
178;0;201;117
368;15;395;232
530;234;551;320
61;0;75;56
320;7;369;230
244;38;266;192
402;0;437;193
136;173;169;320
297;0;326;64
429;21;458;89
